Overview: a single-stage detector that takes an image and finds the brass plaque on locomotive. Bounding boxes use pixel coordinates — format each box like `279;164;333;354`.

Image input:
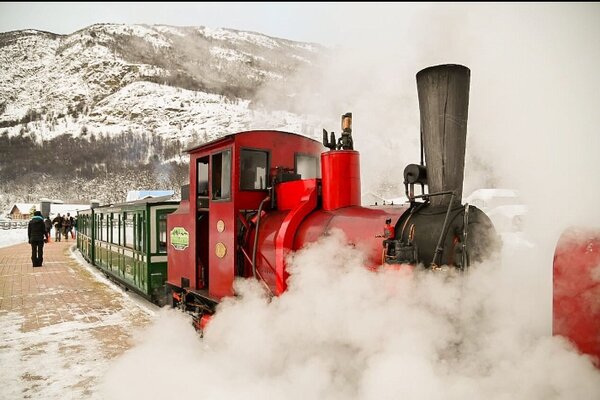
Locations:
215;242;227;258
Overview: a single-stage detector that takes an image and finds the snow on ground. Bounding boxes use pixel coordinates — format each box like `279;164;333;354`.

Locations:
94;24;171;48
0;308;144;400
153;25;186;37
0;241;159;399
210;46;251;63
0;228;27;248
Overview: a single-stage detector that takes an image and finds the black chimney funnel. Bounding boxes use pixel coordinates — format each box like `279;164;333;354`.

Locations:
417;64;470;207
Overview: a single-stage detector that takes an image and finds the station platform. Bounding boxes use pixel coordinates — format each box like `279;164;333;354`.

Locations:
0;239;156;398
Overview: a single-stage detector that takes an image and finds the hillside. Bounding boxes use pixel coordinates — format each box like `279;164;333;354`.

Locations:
0;24;329;211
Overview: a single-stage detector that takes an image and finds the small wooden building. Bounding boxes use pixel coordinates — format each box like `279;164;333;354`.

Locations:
8;203;36;220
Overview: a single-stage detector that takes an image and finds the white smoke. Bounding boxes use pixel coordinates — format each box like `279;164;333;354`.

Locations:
102;229;599;399
101;3;600;398
273;1;600;335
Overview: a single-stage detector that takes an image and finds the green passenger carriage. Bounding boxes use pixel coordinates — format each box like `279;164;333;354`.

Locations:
77;196;179;304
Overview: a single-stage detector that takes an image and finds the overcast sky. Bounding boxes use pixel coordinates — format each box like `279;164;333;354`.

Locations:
2;3;596;50
0;2;361;45
0;2;464;46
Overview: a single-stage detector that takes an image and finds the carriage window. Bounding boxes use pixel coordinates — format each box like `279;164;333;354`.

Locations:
96;214;102;239
158;212;168;253
112;214;120;245
107;213;113;243
137;212;145;251
101;215;105;241
124;213;134;249
212;150;231;200
296;154;320;179
241;149;268;190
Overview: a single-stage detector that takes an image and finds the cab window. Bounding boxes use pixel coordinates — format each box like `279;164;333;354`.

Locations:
197;157;209;197
212;149;231;200
241;149;269;190
197;156;209;208
296;154;320;179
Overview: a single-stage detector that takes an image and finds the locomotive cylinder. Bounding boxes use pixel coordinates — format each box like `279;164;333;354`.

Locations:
417;64;470;207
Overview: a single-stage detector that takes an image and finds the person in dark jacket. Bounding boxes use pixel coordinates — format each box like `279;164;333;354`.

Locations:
43;217;52;243
52;213;63;242
64;213;73;240
28;210;46;267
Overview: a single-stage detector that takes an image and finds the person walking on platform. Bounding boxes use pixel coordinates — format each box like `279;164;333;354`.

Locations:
28;210;45;267
52;213;63;242
44;216;52;243
65;213;75;240
62;214;71;241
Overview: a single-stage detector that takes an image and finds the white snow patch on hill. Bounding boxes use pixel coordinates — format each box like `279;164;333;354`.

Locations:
200;27;281;49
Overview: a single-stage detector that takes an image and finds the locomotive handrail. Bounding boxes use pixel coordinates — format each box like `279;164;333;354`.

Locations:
239;247;274;296
462;203;470;268
237;207;277;294
236;211;250;231
252;195;271;279
241;245;277;276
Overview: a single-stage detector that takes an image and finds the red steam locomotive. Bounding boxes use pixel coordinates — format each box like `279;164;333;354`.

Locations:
165;64;498;327
164;63;600;366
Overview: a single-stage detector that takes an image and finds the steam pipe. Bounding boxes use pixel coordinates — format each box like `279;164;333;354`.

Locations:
431;191;456;267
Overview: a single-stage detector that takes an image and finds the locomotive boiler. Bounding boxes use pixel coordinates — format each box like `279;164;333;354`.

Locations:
166;64;499;328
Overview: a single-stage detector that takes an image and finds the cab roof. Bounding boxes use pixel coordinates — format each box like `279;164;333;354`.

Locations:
185;130;321;154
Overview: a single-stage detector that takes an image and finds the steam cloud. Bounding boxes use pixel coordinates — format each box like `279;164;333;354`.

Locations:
102;230;599;399
102;3;600;398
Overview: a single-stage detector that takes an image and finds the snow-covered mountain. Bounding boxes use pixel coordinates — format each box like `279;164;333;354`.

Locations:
0;24;330;210
0;23;327;142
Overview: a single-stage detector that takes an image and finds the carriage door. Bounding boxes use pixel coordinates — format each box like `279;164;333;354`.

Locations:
196;156;210;289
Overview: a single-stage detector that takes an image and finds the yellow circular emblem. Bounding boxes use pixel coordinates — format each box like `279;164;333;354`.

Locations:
215;242;227;258
216;220;225;232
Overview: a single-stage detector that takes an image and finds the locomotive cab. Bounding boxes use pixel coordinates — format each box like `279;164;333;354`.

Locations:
166;131;324;304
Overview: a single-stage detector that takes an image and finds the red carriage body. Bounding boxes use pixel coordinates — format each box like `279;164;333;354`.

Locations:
553;228;600;366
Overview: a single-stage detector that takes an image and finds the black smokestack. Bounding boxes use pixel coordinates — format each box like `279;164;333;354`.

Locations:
417;64;470;207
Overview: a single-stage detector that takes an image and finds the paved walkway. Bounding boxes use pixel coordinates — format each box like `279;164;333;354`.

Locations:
0;239;155;399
